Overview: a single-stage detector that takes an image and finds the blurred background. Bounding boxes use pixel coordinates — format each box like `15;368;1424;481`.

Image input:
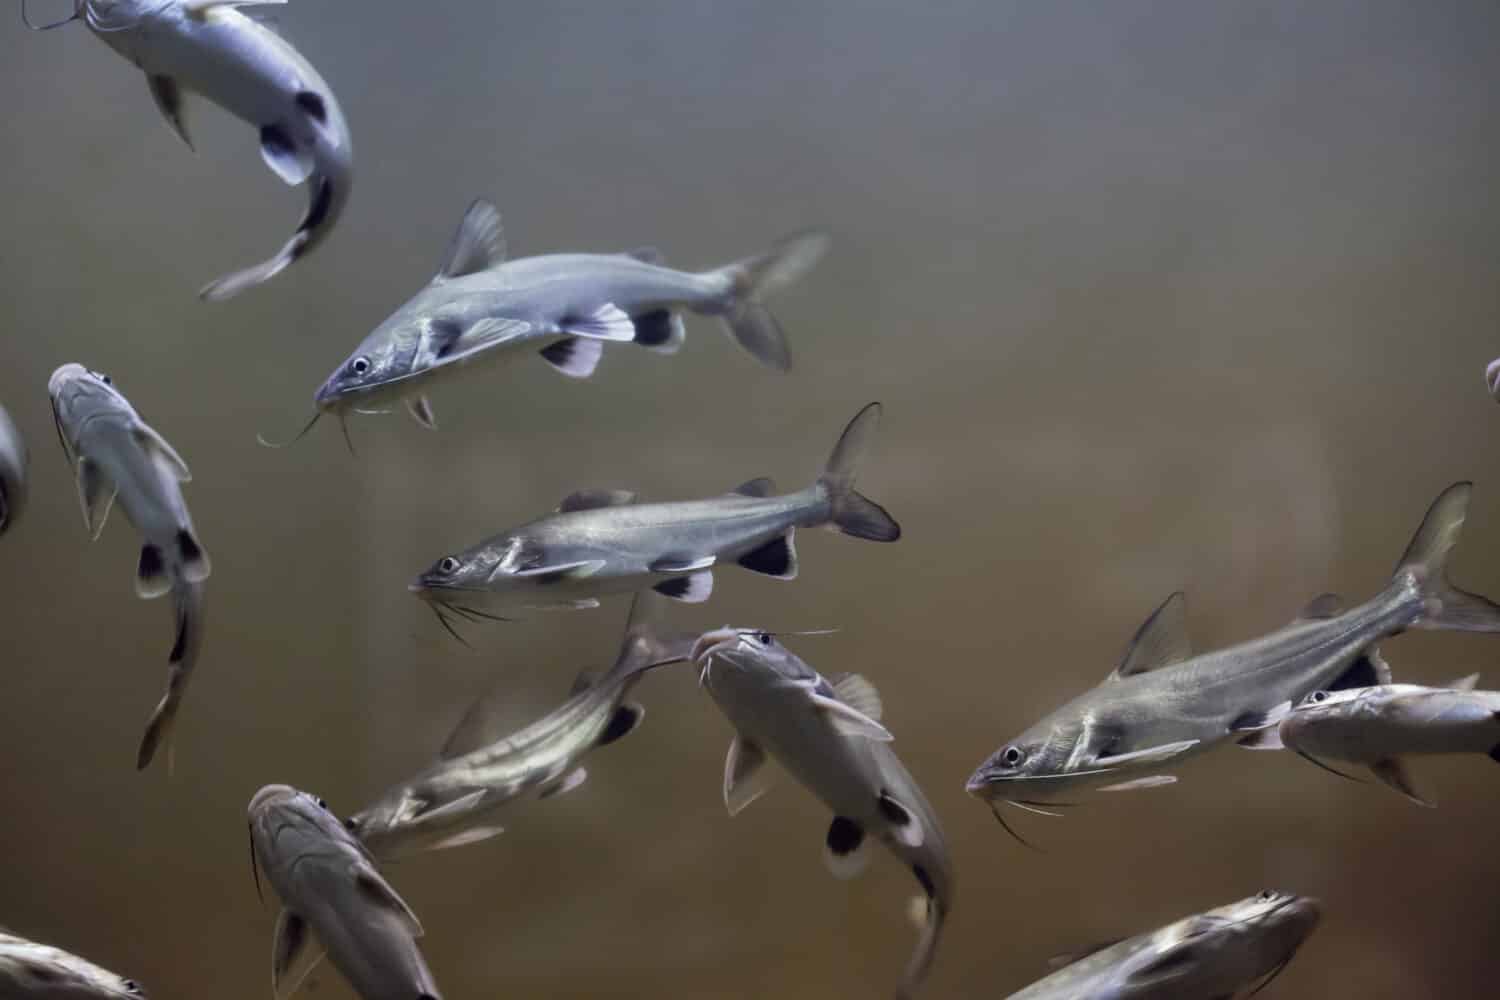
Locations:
2;1;1499;996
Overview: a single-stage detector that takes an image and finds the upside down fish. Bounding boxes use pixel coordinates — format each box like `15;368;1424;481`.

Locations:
967;482;1500;824
1005;890;1320;999
43;0;352;300
693;628;951;999
411;402;899;619
312;199;827;431
0;927;146;999
248;785;440;1000
49;364;209;771
0;403;27;537
348;595;696;859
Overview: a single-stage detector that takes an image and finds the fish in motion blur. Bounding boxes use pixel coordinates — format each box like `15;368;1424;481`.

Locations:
1241;673;1500;806
48;364;209;770
44;0;353;300
349;595;696;858
410;402;899;618
967;482;1500;817
0;403;27;536
0;927;146;999
694;627;950;999
313;199;828;429
1004;890;1320;999
247;785;440;1000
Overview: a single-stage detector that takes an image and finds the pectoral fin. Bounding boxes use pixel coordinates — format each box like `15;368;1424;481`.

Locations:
538;767;588;799
187;0;289;16
428;826;505;851
352;865;424;937
829;673;883;721
271;909;325;1000
411;789;487;823
1092;739;1199;768
810;692;894;742
133;424;191;481
1370;757;1433;807
509;559;606;581
724;734;769;816
1098;775;1179;792
650;554;715;573
147;75;193;150
76;458;116;539
405;396;437;430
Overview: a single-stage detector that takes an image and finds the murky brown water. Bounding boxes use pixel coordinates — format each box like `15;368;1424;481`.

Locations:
3;2;1500;997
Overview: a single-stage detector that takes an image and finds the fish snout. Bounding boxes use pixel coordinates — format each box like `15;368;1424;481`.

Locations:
1487;358;1500;399
690;627;742;664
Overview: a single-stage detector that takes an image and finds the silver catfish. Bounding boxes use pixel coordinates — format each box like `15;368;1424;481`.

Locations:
313;199;828;429
248;785;441;1000
411;402;899;617
349;595;696;859
0;402;27;536
0;928;146;999
693;628;951;1000
49;364;210;771
967;482;1500;813
61;0;352;300
1243;673;1500;806
1005;890;1320;1000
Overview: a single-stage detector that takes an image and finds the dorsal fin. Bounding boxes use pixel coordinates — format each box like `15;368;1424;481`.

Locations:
1447;672;1481;692
1110;592;1191;680
557;489;636;513
1296;592;1346;621
729;477;775;498
435;199;505;280
622;246;666;265
828;672;883;721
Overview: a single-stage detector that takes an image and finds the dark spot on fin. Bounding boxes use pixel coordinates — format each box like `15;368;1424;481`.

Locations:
911;863;936;898
631;309;677;347
826;816;863;856
653;576;693;600
653;570;713;603
294;90;328;124
169;601;189;662
1229;709;1277;732
538;336;603;378
137;544;168;596
731;477;775;498
1328;653;1380;692
878;792;913;827
598;703;644;746
737;533;796;579
177;530;203;564
1489;742;1500;763
298;177;335;240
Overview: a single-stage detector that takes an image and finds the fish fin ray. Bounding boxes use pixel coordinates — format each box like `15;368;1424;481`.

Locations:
818;402;900;541
539;336;603;378
828;672;883;721
136;544;171;599
1370;757;1433;807
653;570;713;603
824;816;869;878
146;74;193;150
509;559;606;581
1091;739;1199;768
561;303;636;342
737;531;797;579
724;735;770;816
411;788;488;823
428;826;505;851
538;767;588;799
258;123;313;185
1447;672;1481;692
1110;592;1191;680
271;909;324;1000
1097;774;1178;792
351;865;424;937
706;230;829;371
405;396;437;430
630;309;686;354
811;692;893;741
76;458;116;539
436;199;505;279
1398;482;1500;632
132;423;191;481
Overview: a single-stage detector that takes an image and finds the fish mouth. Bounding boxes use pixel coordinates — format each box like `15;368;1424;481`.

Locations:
690;627;744;665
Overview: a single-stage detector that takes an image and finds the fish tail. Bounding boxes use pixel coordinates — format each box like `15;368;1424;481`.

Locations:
137;582;204;772
898;893;945;1000
817;403;901;542
199;172;341;301
1395;482;1500;632
702;230;829;372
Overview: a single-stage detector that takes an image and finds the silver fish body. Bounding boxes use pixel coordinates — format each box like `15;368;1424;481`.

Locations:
694;629;951;999
49;364;209;770
0;403;27;536
315;200;826;426
350;596;695;859
81;0;352;300
411;403;898;616
967;482;1500;805
0;930;145;999
1006;891;1319;1000
248;785;440;1000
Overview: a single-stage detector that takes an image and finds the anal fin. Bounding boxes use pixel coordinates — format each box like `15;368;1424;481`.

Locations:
653;570;713;603
147;75;193;150
737;532;797;579
824;816;869;879
1370;757;1433;807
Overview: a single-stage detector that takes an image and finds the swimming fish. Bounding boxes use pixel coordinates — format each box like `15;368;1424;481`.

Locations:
411;402;899;617
0;927;146;999
247;785;441;1000
1005;890;1320;999
348;594;696;858
61;0;352;300
693;628;951;999
0;403;27;536
966;482;1500;819
313;199;828;430
1241;674;1500;806
49;364;210;770
1486;358;1500;401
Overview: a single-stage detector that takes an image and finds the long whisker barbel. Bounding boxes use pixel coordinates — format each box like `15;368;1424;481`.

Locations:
257;411;322;449
21;0;80;31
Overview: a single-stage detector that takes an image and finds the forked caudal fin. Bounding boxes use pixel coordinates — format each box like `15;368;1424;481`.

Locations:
1394;482;1500;632
818;403;901;543
704;230;830;372
200;175;340;301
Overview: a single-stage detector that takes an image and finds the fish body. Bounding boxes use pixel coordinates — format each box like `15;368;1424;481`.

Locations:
693;629;951;999
1006;891;1319;1000
0;930;145;999
967;483;1500;805
0;403;27;536
81;0;352;300
350;596;695;858
49;364;209;770
248;785;440;1000
1253;679;1500;805
314;200;827;425
411;403;899;616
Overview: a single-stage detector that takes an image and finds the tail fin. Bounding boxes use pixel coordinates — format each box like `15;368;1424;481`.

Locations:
615;593;698;680
1395;482;1500;632
199;176;336;301
818;403;901;542
898;894;944;1000
704;230;830;372
138;582;205;773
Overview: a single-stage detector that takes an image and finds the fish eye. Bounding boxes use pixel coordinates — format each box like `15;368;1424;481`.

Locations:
756;632;772;646
94;371;112;385
438;556;460;574
1310;691;1329;704
343;817;358;831
121;980;142;995
316;797;329;810
1002;746;1025;767
1256;889;1277;903
350;356;371;376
